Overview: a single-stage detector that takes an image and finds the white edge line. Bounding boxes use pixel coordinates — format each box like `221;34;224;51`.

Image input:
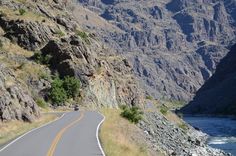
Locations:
0;112;66;153
96;112;106;156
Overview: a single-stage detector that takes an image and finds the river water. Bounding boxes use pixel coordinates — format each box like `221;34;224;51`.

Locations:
184;116;236;156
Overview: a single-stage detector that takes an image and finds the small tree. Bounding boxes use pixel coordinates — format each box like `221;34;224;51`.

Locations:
120;106;143;124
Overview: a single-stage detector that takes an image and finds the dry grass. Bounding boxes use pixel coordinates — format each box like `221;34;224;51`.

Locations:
100;109;149;156
2;41;33;57
165;112;183;125
0;114;57;145
0;40;51;85
0;5;60;30
0;6;45;22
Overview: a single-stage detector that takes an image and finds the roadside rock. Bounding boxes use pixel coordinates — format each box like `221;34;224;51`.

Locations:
138;112;230;156
0;65;40;122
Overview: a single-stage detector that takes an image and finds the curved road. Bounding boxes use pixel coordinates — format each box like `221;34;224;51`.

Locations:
0;111;105;156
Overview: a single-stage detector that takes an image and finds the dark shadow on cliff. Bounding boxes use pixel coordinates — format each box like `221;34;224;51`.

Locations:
180;44;236;115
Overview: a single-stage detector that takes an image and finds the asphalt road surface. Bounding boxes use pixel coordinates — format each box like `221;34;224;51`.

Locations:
0;111;105;156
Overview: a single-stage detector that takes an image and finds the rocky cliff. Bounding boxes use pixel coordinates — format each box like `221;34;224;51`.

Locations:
0;0;232;155
180;43;236;115
0;0;143;121
77;0;236;101
0;64;40;122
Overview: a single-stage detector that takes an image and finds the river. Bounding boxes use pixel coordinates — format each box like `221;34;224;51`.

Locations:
184;116;236;156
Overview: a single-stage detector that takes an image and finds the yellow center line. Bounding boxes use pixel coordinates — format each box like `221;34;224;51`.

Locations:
47;112;84;156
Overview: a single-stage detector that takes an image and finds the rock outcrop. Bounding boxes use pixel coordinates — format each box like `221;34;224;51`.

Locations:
180;44;236;115
77;0;236;101
0;65;40;122
0;0;143;113
40;35;143;108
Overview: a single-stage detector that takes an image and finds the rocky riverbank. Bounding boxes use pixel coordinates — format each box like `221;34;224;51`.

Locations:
138;111;230;156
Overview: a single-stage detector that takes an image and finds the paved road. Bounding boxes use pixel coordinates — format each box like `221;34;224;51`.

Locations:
0;111;105;156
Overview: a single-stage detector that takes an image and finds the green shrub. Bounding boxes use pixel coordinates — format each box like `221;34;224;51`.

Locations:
76;30;90;44
178;123;188;132
36;98;48;108
49;76;80;105
50;78;67;105
63;76;80;98
120;105;143;124
39;71;51;81
32;52;52;65
146;95;153;100
55;30;65;37
76;30;88;39
19;8;26;15
160;106;168;115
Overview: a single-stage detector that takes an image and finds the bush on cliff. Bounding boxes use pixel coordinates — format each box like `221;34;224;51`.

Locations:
19;9;26;15
50;77;67;105
35;98;48;109
32;51;52;65
120;105;143;124
49;76;81;105
63;76;80;98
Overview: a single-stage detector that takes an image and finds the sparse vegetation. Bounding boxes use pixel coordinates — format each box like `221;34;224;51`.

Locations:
16;62;26;70
32;51;52;65
19;8;26;15
55;30;65;37
160;106;168;115
178;123;188;132
76;30;88;39
36;98;48;109
38;71;51;81
76;30;90;44
146;95;153;100
120;105;143;124
16;0;27;4
100;109;149;156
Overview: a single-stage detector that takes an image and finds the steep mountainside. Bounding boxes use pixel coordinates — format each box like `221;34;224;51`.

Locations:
0;0;143;121
180;44;236;115
0;0;232;155
77;0;236;101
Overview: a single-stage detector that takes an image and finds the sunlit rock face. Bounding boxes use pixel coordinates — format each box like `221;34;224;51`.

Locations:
77;0;236;101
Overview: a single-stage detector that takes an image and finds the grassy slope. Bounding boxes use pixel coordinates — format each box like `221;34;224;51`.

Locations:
100;109;149;156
